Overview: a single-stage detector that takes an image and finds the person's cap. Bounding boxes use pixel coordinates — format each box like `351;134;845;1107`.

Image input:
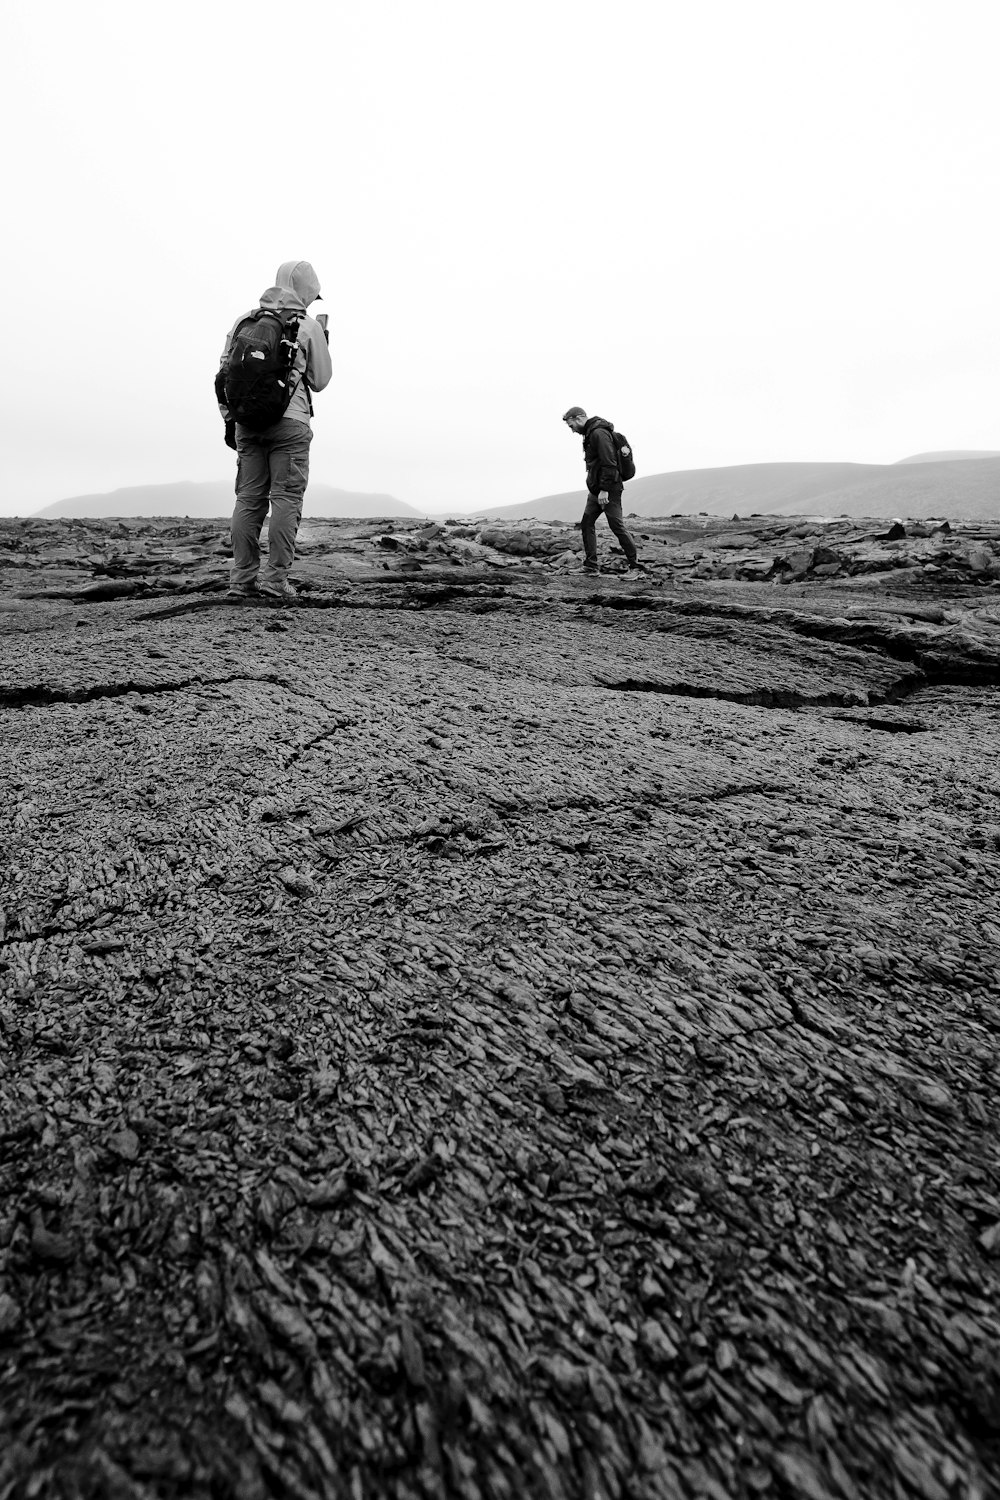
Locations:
562;406;586;422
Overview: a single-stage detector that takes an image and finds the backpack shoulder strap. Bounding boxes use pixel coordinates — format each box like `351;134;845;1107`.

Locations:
283;313;314;416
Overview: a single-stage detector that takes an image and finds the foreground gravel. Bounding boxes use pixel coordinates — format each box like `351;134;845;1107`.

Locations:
1;519;999;1500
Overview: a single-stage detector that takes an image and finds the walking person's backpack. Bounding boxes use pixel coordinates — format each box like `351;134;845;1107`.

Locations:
612;431;636;482
215;310;307;434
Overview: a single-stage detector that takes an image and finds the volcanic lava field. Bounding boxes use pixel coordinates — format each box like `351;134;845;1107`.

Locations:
1;514;999;1499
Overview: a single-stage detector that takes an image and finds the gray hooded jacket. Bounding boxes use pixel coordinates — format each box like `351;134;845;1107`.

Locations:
220;260;333;427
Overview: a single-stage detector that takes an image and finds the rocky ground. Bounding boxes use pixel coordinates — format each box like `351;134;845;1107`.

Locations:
1;514;999;1500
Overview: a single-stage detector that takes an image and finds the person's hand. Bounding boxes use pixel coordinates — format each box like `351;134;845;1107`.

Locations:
224;419;237;450
598;490;609;507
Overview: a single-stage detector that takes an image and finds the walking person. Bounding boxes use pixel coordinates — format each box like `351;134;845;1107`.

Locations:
562;407;641;575
217;260;333;600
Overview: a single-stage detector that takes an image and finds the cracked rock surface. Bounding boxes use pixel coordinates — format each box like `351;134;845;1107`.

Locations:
1;517;999;1499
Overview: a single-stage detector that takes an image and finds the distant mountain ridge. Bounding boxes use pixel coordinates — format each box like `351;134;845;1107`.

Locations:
32;480;423;519
454;455;1000;523
28;451;1000;523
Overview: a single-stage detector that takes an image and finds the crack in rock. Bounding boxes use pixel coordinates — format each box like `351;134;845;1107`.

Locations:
0;672;329;711
0;677;211;708
823;715;929;734
596;678;877;710
283;720;354;769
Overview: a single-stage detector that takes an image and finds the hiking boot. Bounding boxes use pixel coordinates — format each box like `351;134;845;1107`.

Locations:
258;579;298;601
227;581;258;599
582;563;600;575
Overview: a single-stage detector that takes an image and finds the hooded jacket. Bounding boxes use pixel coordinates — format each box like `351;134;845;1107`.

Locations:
219;260;333;427
581;417;622;496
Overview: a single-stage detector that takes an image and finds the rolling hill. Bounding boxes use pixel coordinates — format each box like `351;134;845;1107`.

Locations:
455;455;1000;523
27;452;1000;524
32;481;423;520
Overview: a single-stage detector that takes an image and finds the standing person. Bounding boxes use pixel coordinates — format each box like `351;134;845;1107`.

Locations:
217;261;333;600
562;407;641;575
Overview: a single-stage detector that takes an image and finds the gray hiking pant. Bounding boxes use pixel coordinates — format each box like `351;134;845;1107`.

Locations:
231;417;313;588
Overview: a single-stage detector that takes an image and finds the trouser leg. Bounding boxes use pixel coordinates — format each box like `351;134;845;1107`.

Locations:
260;420;312;586
603;496;637;565
231;429;271;586
581;495;603;566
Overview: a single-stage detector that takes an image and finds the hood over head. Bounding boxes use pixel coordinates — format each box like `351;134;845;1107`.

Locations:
276;260;321;306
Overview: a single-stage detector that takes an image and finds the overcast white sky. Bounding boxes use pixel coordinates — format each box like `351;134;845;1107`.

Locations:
3;0;997;516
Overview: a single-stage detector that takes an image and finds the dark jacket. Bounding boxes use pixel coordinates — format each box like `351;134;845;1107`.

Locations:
582;417;621;496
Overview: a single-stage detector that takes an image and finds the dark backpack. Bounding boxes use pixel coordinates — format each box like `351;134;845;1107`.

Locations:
215;309;304;432
612;431;636;482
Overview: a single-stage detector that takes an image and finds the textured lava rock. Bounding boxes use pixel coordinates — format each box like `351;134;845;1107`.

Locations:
1;515;999;1499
